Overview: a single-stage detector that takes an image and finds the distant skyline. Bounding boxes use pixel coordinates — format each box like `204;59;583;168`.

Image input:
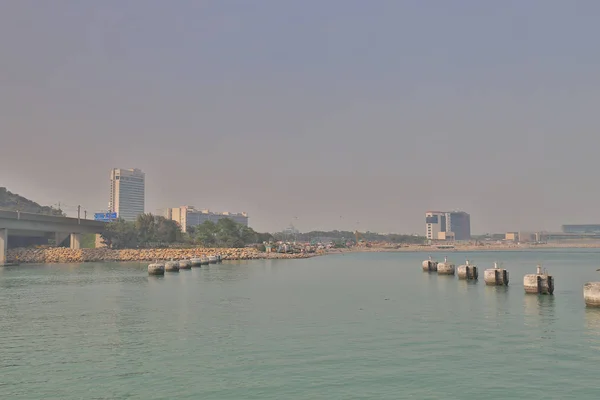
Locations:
2;1;600;234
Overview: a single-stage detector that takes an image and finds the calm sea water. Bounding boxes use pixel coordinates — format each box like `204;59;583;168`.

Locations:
2;250;600;399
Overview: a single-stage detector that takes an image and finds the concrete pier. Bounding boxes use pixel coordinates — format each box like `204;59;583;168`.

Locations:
55;232;70;247
0;228;7;265
524;265;554;295
437;256;455;275
70;233;81;250
457;260;478;280
484;262;509;286
165;260;180;272
584;282;600;307
422;256;438;272
148;262;165;275
190;257;202;267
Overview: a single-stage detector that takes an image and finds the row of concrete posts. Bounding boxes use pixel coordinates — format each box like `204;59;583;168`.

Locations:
148;254;222;275
422;256;553;294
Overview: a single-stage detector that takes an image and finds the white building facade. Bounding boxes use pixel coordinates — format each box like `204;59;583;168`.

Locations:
166;206;248;232
425;211;445;240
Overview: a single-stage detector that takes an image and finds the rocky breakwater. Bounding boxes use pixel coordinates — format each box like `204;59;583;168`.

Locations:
7;247;322;264
6;247;275;264
260;251;322;260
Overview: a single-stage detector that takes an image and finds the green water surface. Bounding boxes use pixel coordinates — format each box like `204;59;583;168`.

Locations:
1;250;600;399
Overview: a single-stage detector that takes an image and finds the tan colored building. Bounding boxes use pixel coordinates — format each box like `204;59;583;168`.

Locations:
505;232;518;241
437;231;455;241
165;206;248;232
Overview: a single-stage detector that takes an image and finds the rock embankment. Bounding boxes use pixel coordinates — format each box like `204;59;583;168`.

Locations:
6;247;318;264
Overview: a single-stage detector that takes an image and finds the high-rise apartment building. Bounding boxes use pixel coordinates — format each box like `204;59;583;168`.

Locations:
425;210;471;241
165;206;248;232
109;168;145;222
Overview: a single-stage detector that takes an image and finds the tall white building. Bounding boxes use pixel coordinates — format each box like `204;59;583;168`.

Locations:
109;168;145;222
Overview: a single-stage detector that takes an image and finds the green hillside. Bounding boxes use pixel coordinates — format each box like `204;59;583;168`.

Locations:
0;187;64;216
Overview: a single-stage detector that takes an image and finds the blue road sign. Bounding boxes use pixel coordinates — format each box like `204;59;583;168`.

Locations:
94;212;117;222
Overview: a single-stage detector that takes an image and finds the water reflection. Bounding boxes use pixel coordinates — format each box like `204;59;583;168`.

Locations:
456;280;478;295
583;307;600;351
481;285;511;320
147;275;164;284
420;271;441;304
484;284;509;298
584;308;600;334
522;294;557;343
523;294;556;318
199;263;252;283
421;269;435;283
435;273;452;294
494;286;510;310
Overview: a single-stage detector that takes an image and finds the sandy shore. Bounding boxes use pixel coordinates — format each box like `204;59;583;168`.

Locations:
344;242;600;253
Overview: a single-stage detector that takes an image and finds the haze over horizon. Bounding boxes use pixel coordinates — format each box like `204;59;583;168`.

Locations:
1;1;599;234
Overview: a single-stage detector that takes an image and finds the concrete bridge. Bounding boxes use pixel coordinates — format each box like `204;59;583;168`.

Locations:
0;210;106;265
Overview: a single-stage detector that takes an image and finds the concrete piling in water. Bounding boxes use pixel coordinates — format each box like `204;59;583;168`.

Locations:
524;265;554;295
584;282;600;307
190;256;202;267
422;256;438;272
484;262;509;286
165;260;180;272
179;259;192;270
457;260;478;280
437;256;455;275
148;262;165;276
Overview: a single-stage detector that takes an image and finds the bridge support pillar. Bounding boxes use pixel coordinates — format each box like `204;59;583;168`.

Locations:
55;232;69;247
70;233;81;250
0;228;7;265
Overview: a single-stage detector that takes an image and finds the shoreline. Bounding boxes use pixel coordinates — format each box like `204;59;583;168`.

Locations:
5;246;324;264
5;243;600;265
329;242;600;256
344;242;600;253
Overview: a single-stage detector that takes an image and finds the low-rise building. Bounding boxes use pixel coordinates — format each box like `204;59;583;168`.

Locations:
165;206;248;232
518;232;535;242
505;232;518;241
562;224;600;234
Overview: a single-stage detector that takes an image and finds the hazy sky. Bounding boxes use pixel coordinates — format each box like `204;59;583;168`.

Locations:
1;0;600;234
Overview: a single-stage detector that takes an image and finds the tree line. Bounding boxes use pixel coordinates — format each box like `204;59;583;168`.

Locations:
101;213;271;249
273;230;426;244
100;214;425;250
